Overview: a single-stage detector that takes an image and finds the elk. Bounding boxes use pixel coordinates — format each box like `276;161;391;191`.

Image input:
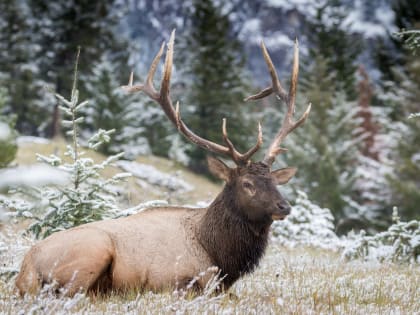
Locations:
15;31;310;296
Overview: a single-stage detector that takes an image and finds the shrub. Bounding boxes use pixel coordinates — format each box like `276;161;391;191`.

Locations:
271;190;339;250
2;54;130;238
343;207;420;263
0;87;17;168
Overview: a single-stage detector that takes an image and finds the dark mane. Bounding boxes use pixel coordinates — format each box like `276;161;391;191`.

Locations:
197;183;270;289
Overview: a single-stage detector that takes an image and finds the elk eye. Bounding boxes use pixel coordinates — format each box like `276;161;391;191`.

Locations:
243;181;254;190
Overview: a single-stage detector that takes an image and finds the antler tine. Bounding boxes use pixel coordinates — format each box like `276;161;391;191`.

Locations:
221;119;263;165
160;30;174;104
146;42;165;90
121;42;164;100
240;122;263;163
263;40;311;166
287;39;299;111
245;39;311;167
244;41;288;102
122;29;263;164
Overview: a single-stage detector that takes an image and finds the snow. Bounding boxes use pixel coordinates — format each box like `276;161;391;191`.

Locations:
116;160;193;192
0;122;11;141
265;0;396;39
0;164;70;190
16;136;50;145
409;112;420;119
343;0;397;38
265;0;321;18
263;32;294;50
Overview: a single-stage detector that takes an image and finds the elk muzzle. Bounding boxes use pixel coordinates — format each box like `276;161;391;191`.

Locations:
271;201;291;221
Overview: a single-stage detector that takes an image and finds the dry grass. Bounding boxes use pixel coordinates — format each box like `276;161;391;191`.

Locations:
0;236;419;315
3;139;419;314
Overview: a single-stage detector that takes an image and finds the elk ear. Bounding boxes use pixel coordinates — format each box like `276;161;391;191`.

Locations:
271;167;297;185
207;156;231;182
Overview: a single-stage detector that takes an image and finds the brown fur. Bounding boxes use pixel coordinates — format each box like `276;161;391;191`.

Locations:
15;159;295;296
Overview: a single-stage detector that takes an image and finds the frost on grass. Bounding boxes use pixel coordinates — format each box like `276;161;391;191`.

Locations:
116;160;193;193
1;229;419;315
0;228;33;281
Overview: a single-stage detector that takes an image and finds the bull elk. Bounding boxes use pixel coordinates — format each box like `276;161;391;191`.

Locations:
16;31;310;296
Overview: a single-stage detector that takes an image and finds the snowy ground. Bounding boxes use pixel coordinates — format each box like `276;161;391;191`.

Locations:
1;138;419;314
0;228;419;315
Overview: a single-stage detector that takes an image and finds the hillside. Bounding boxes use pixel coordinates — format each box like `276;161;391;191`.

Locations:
13;137;221;207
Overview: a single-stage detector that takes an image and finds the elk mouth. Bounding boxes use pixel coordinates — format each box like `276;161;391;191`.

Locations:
271;213;288;221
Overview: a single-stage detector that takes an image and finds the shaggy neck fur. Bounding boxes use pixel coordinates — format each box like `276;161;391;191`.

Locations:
197;184;271;289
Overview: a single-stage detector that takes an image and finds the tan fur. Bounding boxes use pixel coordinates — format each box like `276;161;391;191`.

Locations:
16;207;216;296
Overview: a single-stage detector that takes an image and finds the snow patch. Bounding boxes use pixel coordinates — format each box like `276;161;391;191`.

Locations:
0;164;70;190
17;136;51;145
0;122;11;141
116;160;193;192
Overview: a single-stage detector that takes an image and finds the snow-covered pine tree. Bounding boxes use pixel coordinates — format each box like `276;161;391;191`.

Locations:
81;55;151;159
376;0;420;222
27;0;130;137
271;191;339;250
352;66;394;231
7;51;131;238
304;0;362;98
396;29;420;55
286;55;362;233
0;0;52;135
178;0;253;174
343;207;420;263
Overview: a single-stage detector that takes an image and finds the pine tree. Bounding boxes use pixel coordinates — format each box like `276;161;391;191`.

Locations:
0;0;51;135
386;59;420;221
304;0;362;98
81;56;150;159
27;0;130;136
286;55;362;233
179;0;252;173
352;67;394;231
4;52;131;238
377;0;420;221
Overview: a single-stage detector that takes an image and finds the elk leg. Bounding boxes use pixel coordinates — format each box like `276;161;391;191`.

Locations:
15;253;42;296
47;250;114;296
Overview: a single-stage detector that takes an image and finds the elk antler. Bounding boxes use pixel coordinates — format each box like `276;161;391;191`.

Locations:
122;30;262;166
245;40;311;166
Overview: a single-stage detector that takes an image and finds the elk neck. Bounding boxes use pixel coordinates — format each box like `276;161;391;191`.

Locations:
196;184;271;288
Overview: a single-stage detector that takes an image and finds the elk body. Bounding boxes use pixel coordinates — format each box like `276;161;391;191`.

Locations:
16;31;310;296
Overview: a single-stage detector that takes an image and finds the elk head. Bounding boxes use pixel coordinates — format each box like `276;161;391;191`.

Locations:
122;30;311;224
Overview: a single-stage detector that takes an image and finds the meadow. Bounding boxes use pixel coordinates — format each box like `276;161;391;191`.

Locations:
0;139;419;315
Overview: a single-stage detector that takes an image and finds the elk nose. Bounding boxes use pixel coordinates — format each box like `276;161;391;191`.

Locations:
277;202;291;215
